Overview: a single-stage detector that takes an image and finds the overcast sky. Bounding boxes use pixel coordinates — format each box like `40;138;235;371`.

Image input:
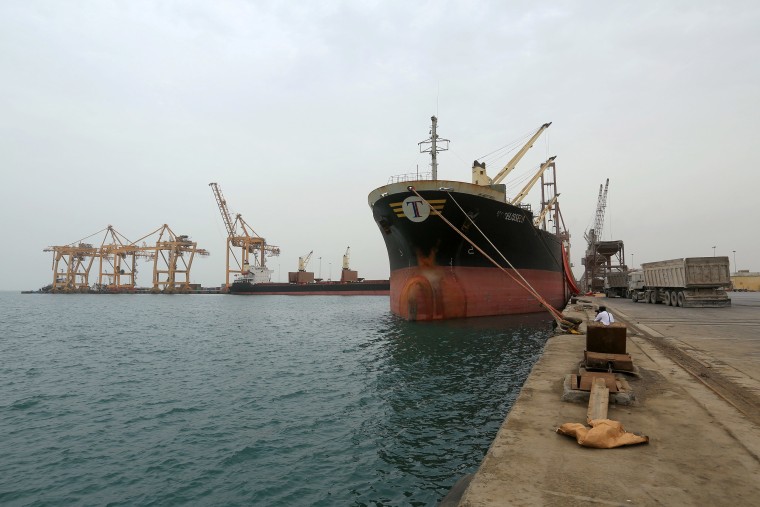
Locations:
1;0;758;291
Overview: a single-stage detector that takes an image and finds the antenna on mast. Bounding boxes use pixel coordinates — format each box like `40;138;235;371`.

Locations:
418;116;449;180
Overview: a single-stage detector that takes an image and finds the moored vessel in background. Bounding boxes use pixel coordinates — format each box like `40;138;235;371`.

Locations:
227;277;390;296
228;248;390;296
368;116;578;320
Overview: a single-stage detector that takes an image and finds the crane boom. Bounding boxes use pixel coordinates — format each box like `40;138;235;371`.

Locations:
298;251;313;271
533;194;560;227
511;156;556;204
209;183;236;237
593;179;610;241
209;181;280;287
491;122;551;185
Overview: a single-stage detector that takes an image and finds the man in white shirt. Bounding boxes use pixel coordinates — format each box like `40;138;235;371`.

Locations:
594;306;615;326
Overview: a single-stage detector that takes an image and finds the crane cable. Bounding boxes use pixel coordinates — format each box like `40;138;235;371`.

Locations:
446;191;566;323
408;186;573;328
446;192;554;311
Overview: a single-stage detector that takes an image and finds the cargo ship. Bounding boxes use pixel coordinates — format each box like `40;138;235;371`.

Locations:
228;277;390;295
368;117;578;320
228;248;390;296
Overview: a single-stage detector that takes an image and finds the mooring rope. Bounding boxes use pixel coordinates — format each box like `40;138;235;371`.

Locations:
408;186;572;327
446;191;547;302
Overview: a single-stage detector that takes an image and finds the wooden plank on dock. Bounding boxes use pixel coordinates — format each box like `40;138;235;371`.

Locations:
587;377;609;423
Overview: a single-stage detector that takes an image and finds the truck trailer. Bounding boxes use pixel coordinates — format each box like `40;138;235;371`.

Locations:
630;257;731;307
604;271;629;298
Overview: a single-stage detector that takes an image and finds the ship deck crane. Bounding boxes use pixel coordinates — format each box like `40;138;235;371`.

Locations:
342;247;350;270
510;156;557;204
298;251;313;271
480;122;551;186
209;182;280;287
533;194;560;227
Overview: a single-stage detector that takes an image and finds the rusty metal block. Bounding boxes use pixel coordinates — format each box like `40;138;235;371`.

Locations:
578;372;619;392
584;351;634;372
586;322;627;354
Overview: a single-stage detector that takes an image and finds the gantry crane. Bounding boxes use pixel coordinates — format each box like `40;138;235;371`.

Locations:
97;225;140;292
44;226;132;293
43;242;98;292
43;224;208;293
209;182;280;287
134;224;209;293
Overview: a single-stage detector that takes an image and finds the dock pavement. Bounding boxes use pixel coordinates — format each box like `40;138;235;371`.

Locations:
447;292;760;506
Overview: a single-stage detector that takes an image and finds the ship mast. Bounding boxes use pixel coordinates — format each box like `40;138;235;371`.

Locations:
418;116;449;180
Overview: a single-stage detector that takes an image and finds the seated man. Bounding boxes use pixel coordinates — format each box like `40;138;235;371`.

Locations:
594;306;615;326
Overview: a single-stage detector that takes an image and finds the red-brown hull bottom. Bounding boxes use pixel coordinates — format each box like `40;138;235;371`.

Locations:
390;266;566;321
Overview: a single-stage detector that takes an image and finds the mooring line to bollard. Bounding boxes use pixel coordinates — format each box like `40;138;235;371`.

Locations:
407;186;572;328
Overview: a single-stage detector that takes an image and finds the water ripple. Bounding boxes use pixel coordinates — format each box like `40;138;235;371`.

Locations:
0;292;551;506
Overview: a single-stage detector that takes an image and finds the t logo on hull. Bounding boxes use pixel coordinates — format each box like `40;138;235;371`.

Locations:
390;197;446;222
402;197;430;222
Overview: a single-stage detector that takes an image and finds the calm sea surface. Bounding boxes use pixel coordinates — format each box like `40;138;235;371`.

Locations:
0;292;552;506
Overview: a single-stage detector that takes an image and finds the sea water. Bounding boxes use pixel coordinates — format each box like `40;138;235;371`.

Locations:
0;292;552;506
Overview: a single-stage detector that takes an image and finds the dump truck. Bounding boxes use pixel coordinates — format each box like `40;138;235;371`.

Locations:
604;271;629;298
630;257;731;307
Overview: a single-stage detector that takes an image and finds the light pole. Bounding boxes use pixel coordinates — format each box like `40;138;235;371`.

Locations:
318;257;322;279
733;250;736;274
712;245;716;257
329;262;332;281
630;253;634;269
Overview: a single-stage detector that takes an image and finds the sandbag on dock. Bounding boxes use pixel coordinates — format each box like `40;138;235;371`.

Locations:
557;419;649;449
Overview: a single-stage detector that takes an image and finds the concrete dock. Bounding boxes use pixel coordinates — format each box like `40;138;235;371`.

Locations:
452;292;760;506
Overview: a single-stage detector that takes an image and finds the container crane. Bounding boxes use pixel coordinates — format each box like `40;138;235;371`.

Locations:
209;182;280;288
143;224;209;293
43;224;208;293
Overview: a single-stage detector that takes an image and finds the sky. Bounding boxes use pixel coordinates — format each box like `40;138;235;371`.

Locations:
1;0;758;291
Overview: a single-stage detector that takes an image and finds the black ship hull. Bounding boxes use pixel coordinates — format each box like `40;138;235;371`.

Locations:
368;180;571;320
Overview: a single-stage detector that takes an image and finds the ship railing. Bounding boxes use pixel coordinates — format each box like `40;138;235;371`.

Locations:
388;172;433;184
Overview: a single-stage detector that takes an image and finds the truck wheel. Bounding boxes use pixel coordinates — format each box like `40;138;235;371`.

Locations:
664;291;672;306
649;291;657;304
677;291;685;307
631;292;637;302
670;291;679;308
